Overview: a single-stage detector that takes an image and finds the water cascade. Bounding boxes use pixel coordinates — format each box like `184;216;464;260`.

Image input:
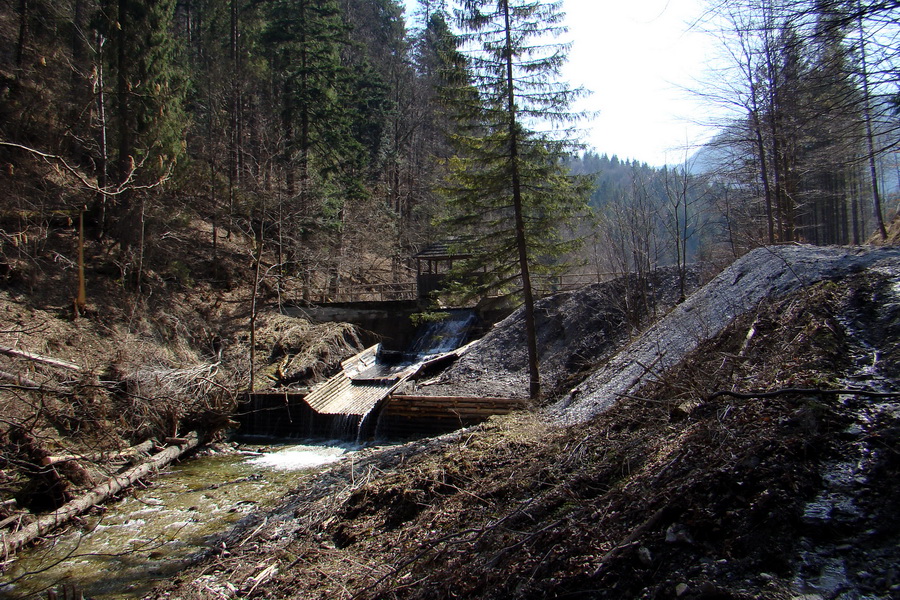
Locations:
239;310;478;441
407;310;477;357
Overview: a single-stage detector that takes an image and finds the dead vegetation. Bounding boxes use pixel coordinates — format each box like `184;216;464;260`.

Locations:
2;239;899;599
145;271;900;600
251;312;364;387
0;263;364;554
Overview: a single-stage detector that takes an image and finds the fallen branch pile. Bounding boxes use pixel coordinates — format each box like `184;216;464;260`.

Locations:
1;432;202;557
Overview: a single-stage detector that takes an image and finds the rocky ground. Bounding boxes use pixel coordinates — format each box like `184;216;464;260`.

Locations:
139;244;900;600
402;266;703;400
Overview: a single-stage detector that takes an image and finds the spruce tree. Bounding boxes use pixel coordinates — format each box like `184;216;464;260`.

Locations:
99;0;186;268
442;0;590;399
266;0;351;218
102;0;186;188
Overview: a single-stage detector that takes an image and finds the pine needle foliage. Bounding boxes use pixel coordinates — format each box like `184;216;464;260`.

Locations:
438;0;592;398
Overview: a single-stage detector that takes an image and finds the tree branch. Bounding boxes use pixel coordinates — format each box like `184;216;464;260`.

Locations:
706;387;900;401
0;140;171;197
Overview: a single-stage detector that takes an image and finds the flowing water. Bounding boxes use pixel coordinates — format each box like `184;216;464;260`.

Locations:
406;310;476;357
0;441;355;600
0;311;481;597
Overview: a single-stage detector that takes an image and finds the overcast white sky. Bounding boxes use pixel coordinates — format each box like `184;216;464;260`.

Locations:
402;0;721;166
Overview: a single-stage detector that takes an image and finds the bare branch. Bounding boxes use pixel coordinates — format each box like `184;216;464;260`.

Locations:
0;140;171;198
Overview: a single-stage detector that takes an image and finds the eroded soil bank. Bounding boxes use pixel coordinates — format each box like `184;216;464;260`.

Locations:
139;245;900;600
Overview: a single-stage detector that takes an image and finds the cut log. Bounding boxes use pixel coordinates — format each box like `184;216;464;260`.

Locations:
2;432;202;557
0;346;82;371
0;370;46;389
0;513;25;531
388;395;525;403
383;395;528;419
44;440;156;466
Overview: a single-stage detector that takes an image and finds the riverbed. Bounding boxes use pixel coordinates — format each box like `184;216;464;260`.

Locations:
0;441;356;599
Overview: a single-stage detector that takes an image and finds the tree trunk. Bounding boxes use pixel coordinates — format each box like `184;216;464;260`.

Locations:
95;32;109;236
228;0;240;236
16;0;29;70
45;440;156;466
249;195;266;392
502;0;539;400
0;346;82;371
858;3;888;240
750;108;775;245
2;433;202;557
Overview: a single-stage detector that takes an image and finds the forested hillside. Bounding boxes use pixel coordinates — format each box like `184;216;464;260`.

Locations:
0;0;462;304
1;2;899;597
1;0;898;313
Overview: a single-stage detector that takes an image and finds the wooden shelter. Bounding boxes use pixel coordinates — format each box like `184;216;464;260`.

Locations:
414;238;475;300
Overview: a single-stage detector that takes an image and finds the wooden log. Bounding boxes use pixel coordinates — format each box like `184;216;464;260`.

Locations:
0;513;25;531
0;370;67;394
0;346;82;371
1;432;201;557
384;403;521;412
383;395;528;420
381;410;511;420
0;369;46;389
388;395;526;404
44;439;156;466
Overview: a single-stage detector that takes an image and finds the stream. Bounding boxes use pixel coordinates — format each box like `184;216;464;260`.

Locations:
0;440;357;599
1;310;478;599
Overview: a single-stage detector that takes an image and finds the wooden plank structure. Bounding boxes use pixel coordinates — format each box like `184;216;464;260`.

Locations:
240;343;527;440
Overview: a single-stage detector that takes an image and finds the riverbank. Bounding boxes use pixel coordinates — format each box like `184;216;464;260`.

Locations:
3;245;900;599
143;245;900;600
1;440;355;599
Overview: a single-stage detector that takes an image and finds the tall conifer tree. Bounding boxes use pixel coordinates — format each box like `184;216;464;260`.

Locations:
443;0;590;399
266;0;351;218
100;0;186;270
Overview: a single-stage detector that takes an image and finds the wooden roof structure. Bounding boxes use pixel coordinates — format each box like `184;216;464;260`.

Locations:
414;237;476;274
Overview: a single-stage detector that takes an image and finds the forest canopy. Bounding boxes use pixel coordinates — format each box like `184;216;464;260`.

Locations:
0;0;897;309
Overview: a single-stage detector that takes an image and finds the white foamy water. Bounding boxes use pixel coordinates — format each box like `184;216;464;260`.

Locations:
246;443;349;470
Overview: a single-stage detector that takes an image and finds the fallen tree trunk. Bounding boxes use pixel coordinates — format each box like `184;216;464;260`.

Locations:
0;346;82;371
0;369;48;390
0;370;68;394
44;439;156;466
1;432;202;557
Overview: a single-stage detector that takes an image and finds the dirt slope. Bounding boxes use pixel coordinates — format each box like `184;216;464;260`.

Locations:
410;245;900;416
554;245;900;423
143;245;900;600
406;267;701;400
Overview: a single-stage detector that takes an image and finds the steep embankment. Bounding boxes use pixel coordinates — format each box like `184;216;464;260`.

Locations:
407;267;701;399
412;246;900;414
144;244;900;600
555;245;900;423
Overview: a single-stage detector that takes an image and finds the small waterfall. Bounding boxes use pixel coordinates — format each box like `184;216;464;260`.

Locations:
240;310;478;441
407;310;477;357
329;413;363;441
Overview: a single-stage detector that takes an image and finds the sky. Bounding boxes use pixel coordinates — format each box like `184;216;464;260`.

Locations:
402;0;721;167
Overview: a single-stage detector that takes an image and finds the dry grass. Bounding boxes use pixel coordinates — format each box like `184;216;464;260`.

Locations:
145;275;900;600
